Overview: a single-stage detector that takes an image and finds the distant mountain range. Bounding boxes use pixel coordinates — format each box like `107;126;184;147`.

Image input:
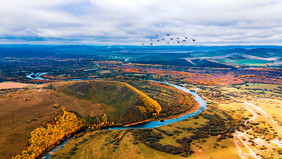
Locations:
0;45;281;67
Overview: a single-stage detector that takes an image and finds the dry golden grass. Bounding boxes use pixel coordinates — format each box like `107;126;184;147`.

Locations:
52;130;190;159
53;107;240;159
0;82;102;159
0;82;33;89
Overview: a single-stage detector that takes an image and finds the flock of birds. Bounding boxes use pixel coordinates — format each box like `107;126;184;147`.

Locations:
141;34;196;46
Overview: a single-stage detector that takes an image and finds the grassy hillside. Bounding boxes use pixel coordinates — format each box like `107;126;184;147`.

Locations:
60;80;162;124
124;80;196;118
0;83;103;159
0;80;196;158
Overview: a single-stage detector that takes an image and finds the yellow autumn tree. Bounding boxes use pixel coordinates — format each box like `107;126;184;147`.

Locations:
13;108;82;159
124;83;162;115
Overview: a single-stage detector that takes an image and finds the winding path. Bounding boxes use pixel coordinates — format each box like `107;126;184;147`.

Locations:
201;93;259;159
220;95;282;159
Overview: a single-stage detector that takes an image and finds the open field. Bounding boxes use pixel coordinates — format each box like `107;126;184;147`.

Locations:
0;83;104;158
1;78;280;159
51;130;190;159
199;83;282;125
0;82;33;89
196;83;282;159
0;79;199;158
53;106;239;159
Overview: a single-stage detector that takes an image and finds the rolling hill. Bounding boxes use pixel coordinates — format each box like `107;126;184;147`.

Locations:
60;80;162;124
0;80;164;158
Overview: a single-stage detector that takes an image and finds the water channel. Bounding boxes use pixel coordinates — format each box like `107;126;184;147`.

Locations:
27;73;207;158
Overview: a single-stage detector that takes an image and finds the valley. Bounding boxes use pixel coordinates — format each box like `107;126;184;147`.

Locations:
0;45;281;159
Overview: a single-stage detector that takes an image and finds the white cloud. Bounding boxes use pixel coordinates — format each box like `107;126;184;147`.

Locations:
0;0;281;45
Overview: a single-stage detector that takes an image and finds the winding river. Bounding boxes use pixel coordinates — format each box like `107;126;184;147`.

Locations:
109;81;206;130
26;72;98;81
29;73;207;158
26;72;49;80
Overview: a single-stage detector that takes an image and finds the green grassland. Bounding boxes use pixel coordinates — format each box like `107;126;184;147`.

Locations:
53;106;239;159
216;59;271;66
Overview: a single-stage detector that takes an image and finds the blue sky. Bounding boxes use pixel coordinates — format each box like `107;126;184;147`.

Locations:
0;0;281;45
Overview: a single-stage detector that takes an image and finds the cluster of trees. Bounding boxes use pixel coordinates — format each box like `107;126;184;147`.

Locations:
176;137;194;157
85;114;119;130
92;60;282;85
247;122;278;141
133;129;193;156
24;98;30;101
53;104;60;108
124;83;162;116
127;80;194;119
147;81;194;114
155;128;182;137
0;88;27;98
13;108;82;159
130;107;237;156
190;108;235;140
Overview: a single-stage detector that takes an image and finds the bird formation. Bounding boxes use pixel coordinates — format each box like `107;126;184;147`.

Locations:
141;34;196;46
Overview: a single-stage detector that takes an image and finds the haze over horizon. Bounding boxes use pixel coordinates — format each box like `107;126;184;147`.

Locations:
0;0;281;45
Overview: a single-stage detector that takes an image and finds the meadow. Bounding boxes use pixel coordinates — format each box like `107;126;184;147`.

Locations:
196;83;282;158
0;79;198;158
52;106;239;159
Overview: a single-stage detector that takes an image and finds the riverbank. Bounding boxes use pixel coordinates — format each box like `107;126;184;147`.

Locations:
43;80;207;158
123;102;201;127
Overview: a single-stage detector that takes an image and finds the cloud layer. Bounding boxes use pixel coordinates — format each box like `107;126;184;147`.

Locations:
0;0;281;45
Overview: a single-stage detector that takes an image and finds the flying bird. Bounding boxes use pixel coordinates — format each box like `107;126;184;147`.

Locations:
155;34;158;37
166;34;170;36
170;38;173;40
185;37;188;39
177;41;180;43
176;37;180;40
182;40;186;42
191;39;196;42
157;40;160;42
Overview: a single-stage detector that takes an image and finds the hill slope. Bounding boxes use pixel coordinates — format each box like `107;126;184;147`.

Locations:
0;84;103;159
0;80;197;159
60;81;162;124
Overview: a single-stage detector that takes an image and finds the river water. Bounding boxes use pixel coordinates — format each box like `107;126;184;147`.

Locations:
35;75;206;158
26;72;98;81
42;137;74;159
109;81;206;130
26;72;49;80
